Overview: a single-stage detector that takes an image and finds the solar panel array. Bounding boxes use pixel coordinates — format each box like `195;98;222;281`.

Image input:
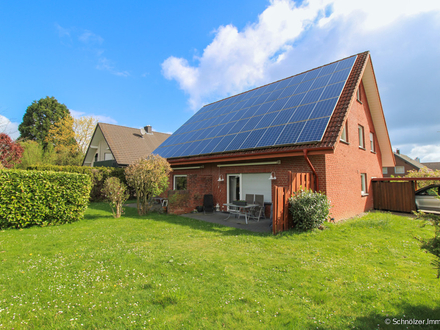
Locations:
155;55;357;159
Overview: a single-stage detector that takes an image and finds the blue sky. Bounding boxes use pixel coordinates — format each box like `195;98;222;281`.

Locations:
1;0;440;161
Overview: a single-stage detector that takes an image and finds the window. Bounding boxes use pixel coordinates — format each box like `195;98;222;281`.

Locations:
340;122;348;142
357;87;362;102
382;167;388;175
358;125;365;149
104;153;113;160
361;173;367;195
370;132;375;152
173;175;187;190
395;166;405;174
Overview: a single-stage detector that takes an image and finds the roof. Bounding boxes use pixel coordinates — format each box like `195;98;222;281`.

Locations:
422;162;440;171
395;153;426;170
154;51;394;167
83;123;171;166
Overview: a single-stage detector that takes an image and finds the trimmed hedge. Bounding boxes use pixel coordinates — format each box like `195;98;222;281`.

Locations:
0;169;92;229
26;165;127;201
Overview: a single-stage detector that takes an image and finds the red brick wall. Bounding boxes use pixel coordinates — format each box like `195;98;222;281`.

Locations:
324;81;383;220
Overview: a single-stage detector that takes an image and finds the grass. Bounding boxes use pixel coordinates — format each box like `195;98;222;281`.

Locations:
1;203;440;329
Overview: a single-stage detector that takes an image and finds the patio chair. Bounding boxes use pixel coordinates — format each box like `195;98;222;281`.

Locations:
252;194;265;221
245;194;254;205
203;194;214;214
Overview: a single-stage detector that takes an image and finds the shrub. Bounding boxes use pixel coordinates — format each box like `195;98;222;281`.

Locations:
26;164;127;202
102;177;129;218
0;169;91;229
288;189;331;231
125;155;171;215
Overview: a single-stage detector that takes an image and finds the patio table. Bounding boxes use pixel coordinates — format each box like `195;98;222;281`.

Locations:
223;203;259;224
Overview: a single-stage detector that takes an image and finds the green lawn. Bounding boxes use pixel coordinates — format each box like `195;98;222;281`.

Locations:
1;203;439;329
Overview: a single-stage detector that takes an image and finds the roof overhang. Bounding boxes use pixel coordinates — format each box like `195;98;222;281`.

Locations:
360;55;395;167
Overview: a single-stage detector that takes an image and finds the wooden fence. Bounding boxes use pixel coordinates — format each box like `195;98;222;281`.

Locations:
272;171;315;234
372;181;416;213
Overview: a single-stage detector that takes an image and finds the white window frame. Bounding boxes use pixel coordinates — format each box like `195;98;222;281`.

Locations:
395;166;405;175
173;175;187;190
361;173;367;195
340;122;348;142
358;125;365;149
357;87;362;103
370;132;375;152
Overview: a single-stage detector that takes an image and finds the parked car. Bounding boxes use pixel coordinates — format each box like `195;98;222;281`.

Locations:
415;184;440;214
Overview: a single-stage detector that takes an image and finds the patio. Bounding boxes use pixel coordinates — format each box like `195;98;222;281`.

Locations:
180;211;272;233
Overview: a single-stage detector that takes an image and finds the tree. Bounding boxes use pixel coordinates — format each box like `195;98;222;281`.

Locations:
102;177;129;218
73;116;99;154
125;154;172;215
0;133;24;168
18;96;72;149
16;140;46;168
405;167;440;189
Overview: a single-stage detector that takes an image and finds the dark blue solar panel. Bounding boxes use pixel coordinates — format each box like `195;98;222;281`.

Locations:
241;115;263;131
303;67;322;81
265;89;284;102
296;117;329;143
224;131;251;151
240;129;266;149
300;87;325;105
254;112;278;129
154;54;357;158
275;122;305;145
229;118;249;134
211;134;236;153
256;125;285;148
283;93;305;109
311;98;338;118
271;108;296;126
321;81;345;100
289;103;315;122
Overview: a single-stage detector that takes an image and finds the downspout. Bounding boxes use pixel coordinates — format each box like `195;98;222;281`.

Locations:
303;149;318;191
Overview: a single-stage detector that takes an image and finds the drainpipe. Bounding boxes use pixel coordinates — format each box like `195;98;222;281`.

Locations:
303;149;318;191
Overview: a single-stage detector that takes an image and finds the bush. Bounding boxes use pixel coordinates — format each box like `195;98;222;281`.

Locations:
0;169;91;229
26;164;127;202
288;189;331;231
102;177;129;218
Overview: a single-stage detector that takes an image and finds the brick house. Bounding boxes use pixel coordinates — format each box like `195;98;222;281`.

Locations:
82;123;170;167
382;150;426;178
154;51;395;221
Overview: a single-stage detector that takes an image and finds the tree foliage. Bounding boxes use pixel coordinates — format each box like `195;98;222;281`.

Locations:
73;116;99;154
405;167;440;189
18;96;72;149
125;155;171;215
102;177;129;218
0;133;24;168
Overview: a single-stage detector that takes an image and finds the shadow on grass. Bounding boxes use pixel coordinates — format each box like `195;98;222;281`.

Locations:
317;302;440;330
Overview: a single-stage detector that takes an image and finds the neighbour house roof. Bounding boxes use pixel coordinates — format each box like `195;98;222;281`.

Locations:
393;152;426;170
154;51;394;167
83;123;171;166
422;162;440;171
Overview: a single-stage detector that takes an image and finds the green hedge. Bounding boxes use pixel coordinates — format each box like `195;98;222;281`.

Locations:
26;165;127;201
0;169;92;229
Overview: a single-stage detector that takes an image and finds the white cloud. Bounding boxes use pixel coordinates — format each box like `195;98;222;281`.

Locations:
96;58;130;77
161;0;440;110
395;144;440;163
78;30;104;45
69;109;117;125
0;115;20;140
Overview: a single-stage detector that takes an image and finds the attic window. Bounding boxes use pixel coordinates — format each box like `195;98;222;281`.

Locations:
358;125;365;149
340;122;348;143
356;87;362;103
370;132;375;152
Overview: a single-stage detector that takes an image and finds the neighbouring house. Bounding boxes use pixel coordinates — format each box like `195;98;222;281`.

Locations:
153;51;395;221
82;123;171;167
422;162;440;171
382;150;426;177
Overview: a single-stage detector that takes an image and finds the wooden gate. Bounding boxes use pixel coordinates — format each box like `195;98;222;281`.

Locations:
272;171;315;234
372;181;416;213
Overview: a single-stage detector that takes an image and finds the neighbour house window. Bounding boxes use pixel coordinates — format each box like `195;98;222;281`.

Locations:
340;122;348;142
358;125;365;149
361;173;367;195
174;175;187;190
104;153;113;161
94;153;98;162
382;167;388;175
370;132;375;152
395;166;405;174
